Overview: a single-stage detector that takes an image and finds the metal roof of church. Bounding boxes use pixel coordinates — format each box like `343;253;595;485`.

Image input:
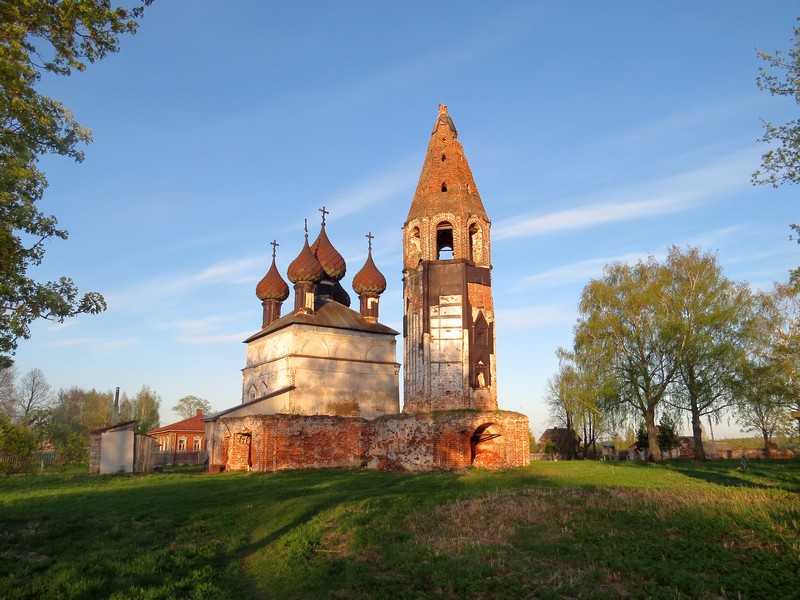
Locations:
243;296;398;343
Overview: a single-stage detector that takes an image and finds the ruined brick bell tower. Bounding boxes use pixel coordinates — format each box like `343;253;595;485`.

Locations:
403;105;497;413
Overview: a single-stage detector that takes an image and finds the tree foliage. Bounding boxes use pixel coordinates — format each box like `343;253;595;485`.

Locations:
171;395;213;420
575;255;679;461
752;17;800;283
663;247;753;459
656;413;681;456
753;17;800;188
0;0;151;366
119;385;160;434
0;411;37;474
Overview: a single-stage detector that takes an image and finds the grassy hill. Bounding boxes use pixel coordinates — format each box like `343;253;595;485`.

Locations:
1;460;798;599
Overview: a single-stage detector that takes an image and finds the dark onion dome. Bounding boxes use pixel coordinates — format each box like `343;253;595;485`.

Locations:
287;235;325;284
331;280;351;307
352;248;387;295
310;224;347;282
256;256;290;301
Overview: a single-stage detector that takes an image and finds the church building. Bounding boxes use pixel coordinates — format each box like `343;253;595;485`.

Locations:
204;106;529;472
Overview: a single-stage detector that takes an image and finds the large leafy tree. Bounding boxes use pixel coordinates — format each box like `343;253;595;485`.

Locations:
575;257;680;461
0;0;151;366
663;246;753;459
734;285;800;448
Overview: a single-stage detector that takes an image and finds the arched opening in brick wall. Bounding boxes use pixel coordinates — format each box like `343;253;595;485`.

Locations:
470;423;503;468
229;432;252;470
436;221;454;260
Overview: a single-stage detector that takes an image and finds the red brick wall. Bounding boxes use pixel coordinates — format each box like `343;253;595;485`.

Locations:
208;410;529;473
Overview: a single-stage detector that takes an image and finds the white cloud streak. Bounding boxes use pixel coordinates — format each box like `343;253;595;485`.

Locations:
159;313;252;346
494;149;759;241
496;304;576;330
518;252;654;289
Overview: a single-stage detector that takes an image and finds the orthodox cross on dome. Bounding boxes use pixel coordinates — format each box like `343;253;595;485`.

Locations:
270;240;279;259
366;231;374;252
304;218;308;237
319;206;329;226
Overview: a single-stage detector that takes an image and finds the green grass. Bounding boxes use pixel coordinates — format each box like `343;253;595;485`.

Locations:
1;460;798;599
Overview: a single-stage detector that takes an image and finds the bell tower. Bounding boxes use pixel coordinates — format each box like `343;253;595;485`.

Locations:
403;105;497;413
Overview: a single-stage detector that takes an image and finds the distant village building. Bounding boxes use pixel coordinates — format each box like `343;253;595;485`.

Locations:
147;410;207;464
204;105;529;472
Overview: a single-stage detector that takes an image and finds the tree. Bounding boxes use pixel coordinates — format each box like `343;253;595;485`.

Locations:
0;412;37;474
50;386;112;432
656;413;681;458
753;17;800;188
13;367;52;425
0;1;152;366
545;349;581;459
172;395;213;420
663;246;753;459
119;385;160;434
752;17;800;283
0;366;15;417
733;285;799;450
575;257;680;461
734;361;794;453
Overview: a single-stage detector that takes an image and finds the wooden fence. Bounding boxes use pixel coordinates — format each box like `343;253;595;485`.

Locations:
153;450;208;466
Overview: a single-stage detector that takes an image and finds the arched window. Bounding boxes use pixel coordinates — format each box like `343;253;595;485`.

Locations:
469;223;479;263
436;221;454;260
441;153;446;161
441;182;447;192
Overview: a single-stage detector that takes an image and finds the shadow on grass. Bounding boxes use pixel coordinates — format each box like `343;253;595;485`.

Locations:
663;458;800;492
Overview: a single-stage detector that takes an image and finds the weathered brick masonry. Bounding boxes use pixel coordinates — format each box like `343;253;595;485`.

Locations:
207;411;529;472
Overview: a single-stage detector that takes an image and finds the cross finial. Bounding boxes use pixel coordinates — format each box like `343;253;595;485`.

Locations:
303;218;309;239
319;206;329;225
366;231;374;252
270;240;279;259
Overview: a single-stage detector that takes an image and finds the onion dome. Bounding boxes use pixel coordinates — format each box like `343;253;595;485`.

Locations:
353;244;387;295
331;281;352;307
310;223;347;282
287;234;325;284
256;255;290;301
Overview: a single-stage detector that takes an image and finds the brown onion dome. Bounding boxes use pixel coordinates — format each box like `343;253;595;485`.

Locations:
287;235;325;284
256;256;290;301
310;224;347;282
352;248;387;295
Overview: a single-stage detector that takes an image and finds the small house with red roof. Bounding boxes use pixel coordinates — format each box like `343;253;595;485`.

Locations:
147;410;207;464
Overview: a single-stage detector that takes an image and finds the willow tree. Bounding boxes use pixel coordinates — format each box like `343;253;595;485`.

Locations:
0;1;151;366
663;246;753;459
575;256;679;461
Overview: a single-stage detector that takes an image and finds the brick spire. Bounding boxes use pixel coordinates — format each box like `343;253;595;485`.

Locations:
405;104;487;225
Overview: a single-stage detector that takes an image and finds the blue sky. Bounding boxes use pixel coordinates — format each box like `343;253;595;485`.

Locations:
14;1;798;438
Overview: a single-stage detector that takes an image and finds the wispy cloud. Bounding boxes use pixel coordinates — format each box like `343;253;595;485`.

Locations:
518;252;653;289
159;313;252;346
323;157;418;219
51;337;138;352
494;149;758;240
496;304;576;330
107;256;263;312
